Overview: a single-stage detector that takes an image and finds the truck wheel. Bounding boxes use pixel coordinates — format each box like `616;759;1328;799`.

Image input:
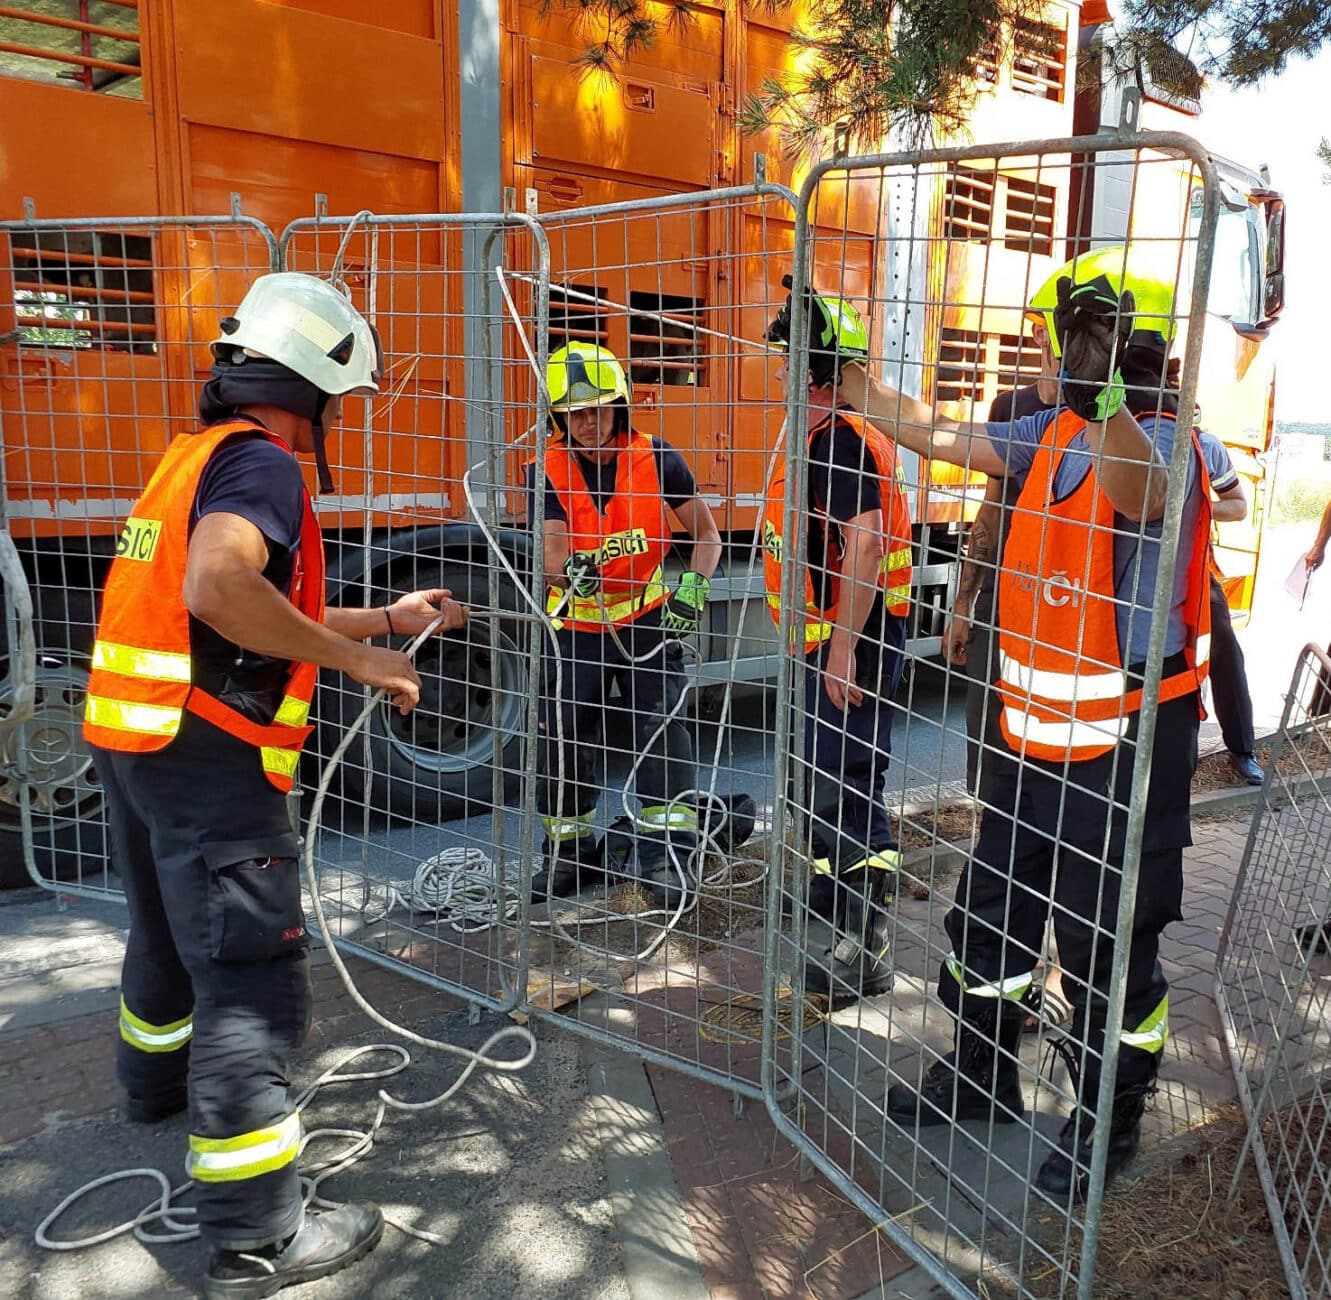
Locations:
0;655;110;889
316;568;531;822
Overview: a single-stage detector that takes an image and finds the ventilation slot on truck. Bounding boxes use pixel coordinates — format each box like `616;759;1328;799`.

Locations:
1011;18;1067;101
943;167;996;243
0;2;143;97
10;230;157;353
1004;176;1056;255
548;282;610;355
937;329;1040;406
628;291;704;388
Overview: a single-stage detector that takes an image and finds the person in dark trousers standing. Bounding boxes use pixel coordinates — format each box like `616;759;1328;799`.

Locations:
526;341;721;904
842;246;1211;1202
84;273;466;1299
1197;428;1263;784
763;277;914;1007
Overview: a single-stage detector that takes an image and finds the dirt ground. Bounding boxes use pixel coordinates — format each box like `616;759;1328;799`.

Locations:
1018;1104;1310;1300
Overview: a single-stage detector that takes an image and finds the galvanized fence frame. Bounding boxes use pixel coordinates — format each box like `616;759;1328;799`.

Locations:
279;209;552;1016
768;128;1221;1299
1215;643;1331;1300
0;211;281;901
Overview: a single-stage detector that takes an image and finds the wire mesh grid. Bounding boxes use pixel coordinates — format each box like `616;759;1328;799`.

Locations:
278;210;551;1014
1215;644;1331;1300
765;132;1226;1299
0;213;279;898
511;182;814;1097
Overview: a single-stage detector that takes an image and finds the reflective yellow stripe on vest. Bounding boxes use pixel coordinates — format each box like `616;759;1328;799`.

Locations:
945;953;1034;1002
1121;994;1169;1053
551;567;668;626
273;694;311;727
261;747;301;779
998;651;1126;704
84;695;181;738
119;997;192;1053
187;1112;302;1184
91;640;192;684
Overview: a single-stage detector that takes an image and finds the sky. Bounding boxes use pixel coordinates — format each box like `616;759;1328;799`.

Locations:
1201;45;1331;425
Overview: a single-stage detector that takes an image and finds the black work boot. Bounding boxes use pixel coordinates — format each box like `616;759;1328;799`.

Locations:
637;831;698;912
887;1004;1026;1126
531;834;601;901
124;1085;187;1125
805;872;894;1008
204;1203;384;1299
1035;1081;1154;1203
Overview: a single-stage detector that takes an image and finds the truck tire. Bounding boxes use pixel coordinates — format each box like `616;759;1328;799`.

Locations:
0;652;111;890
314;565;531;823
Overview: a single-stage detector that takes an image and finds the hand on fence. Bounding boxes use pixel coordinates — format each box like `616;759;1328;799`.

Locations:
1053;277;1134;422
346;644;422;715
662;571;710;637
388;588;468;636
562;554;601;599
943;614;971;667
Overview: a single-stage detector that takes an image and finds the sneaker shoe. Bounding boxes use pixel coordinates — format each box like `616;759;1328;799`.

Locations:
204;1203;384;1299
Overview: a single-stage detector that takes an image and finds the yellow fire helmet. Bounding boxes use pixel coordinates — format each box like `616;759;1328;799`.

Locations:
546;341;630;412
1026;245;1181;360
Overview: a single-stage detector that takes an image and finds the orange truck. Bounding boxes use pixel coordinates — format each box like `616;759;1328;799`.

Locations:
0;1;1284;881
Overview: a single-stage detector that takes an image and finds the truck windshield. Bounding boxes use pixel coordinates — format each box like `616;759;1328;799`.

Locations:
1190;184;1263;328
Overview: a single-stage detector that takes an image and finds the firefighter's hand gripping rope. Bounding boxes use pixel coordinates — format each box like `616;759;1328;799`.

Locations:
35;617;537;1256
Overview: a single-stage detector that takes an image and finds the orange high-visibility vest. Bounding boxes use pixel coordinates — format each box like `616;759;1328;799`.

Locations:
996;409;1212;763
763;410;914;654
83;420;325;792
539;431;672;632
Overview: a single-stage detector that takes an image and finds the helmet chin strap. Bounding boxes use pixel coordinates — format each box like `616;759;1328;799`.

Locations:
312;392;335;496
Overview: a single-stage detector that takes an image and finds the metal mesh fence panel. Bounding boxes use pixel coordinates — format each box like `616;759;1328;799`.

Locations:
279;211;550;1014
766;130;1224;1299
0;213;279;898
1216;644;1331;1300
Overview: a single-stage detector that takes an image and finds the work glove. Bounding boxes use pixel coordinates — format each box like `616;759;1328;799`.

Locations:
562;553;601;600
1052;277;1135;422
662;570;710;637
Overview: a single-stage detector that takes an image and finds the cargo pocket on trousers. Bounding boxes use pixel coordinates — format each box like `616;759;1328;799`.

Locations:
202;835;307;962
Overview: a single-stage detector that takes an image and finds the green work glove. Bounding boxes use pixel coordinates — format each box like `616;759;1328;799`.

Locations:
562;553;601;599
1053;277;1135;422
662;571;710;636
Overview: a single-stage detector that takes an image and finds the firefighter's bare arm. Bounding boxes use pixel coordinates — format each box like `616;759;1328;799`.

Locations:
673;495;722;579
540;518;574;588
836;361;1008;477
325;590;469;640
1080;412;1169;523
1209;479;1248;524
824;508;886;711
183;511;423;714
1305;499;1331;572
945;480;1003;666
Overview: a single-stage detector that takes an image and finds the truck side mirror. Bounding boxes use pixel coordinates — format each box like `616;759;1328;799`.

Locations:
1259;196;1285;324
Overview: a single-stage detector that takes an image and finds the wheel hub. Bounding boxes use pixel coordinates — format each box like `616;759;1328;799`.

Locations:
0;662;101;821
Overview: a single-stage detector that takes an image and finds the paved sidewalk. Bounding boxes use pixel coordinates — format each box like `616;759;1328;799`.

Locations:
0;803;1260;1300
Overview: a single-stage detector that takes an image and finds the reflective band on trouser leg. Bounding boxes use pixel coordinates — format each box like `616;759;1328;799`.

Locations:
119;996;193;1053
542;811;596;843
945;953;1034;1002
84;695;182;738
846;849;902;874
635;805;699;833
187;1111;302;1184
1120;994;1169;1053
91;640;193;683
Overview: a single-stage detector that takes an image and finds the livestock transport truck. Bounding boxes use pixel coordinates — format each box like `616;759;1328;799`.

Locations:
0;0;1285;883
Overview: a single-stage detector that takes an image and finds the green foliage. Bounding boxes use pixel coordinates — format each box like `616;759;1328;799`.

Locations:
1269;461;1331;527
1319;137;1331;184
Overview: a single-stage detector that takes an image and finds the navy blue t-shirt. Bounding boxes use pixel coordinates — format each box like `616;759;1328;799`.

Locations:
188;429;306;678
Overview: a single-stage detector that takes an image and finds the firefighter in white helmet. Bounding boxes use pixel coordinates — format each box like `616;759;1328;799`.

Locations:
526;341;722;902
84;273;466;1297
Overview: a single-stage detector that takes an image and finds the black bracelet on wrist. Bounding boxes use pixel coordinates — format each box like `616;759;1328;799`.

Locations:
384;607;396;636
